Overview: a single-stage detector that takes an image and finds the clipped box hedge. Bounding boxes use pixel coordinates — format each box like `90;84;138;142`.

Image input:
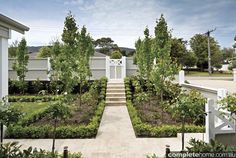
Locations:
6;77;107;139
124;77;204;138
6;100;105;138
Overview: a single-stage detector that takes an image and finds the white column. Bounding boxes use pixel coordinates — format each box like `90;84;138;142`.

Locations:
122;56;126;79
0;37;8;100
205;98;215;142
179;70;185;85
233;68;236;82
105;56;110;80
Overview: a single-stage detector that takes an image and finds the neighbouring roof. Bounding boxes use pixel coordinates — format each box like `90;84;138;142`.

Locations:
0;14;29;34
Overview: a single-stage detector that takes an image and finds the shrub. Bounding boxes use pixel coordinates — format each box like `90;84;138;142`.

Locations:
0;141;82;158
187;138;236;152
8;95;62;102
127;100;204;137
6;101;106;138
32;78;44;93
110;50;122;59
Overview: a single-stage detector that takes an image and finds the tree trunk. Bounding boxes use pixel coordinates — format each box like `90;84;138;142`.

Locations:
79;83;82;107
160;91;164;121
52;119;57;154
0;123;3;146
181;117;185;151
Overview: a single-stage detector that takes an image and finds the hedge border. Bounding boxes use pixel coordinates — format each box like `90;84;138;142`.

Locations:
6;77;107;139
124;77;204;138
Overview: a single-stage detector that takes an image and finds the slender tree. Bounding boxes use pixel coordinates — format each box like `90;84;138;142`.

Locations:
47;97;71;154
50;12;94;97
150;14;178;104
12;38;29;94
171;90;206;151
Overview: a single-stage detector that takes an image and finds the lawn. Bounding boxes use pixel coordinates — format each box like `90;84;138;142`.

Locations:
185;71;232;77
11;102;49;117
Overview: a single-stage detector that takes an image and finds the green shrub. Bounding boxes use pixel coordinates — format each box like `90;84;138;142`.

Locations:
110;50;122;59
6;100;106;139
126;95;204;137
0;141;82;158
187;138;236;152
9;95;62;102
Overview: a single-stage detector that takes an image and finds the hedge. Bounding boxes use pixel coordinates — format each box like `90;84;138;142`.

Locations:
6;100;106;139
124;77;204;137
6;77;107;139
8;95;62;102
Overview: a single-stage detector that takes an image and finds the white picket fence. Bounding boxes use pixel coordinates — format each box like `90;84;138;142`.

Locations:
179;70;236;142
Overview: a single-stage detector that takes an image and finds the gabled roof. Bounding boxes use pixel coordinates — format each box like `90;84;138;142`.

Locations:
0;14;29;34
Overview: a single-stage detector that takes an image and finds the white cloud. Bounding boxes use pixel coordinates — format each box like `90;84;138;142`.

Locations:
8;0;236;48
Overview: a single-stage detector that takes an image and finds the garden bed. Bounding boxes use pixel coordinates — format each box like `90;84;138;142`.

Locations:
124;77;204;137
6;77;107;139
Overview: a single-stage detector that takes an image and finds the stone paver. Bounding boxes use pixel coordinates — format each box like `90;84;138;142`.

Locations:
5;106;204;158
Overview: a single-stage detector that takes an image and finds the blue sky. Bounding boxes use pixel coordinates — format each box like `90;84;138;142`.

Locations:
1;0;236;48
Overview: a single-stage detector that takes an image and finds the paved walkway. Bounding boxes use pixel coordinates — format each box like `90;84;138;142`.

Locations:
5;106;204;158
186;77;236;93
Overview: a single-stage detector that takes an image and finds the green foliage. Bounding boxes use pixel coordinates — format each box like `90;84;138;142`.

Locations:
12;38;29;94
219;93;236;119
110;50;122;59
8;95;61;102
171;90;206;121
134;92;149;106
170;38;187;66
50;12;94;94
126;100;204;137
221;47;235;63
182;51;197;69
190;34;222;71
135;27;153;79
150;14;179;102
187;138;235;152
8;40;18;57
228;58;236;70
6;101;106;139
6;77;107;139
0;141;82;158
38;46;52;58
95;37;118;55
32;79;44;93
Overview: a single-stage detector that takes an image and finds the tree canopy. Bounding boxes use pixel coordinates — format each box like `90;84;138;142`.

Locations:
190;34;222;71
50;12;94;94
94;37;118;55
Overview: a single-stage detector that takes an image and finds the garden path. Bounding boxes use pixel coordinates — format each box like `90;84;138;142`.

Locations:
5;80;204;158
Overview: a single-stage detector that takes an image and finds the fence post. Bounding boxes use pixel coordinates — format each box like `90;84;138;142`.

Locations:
165;145;170;158
122;56;126;79
205;98;215;143
47;57;51;81
233;68;236;82
179;70;185;85
63;146;68;158
106;56;110;80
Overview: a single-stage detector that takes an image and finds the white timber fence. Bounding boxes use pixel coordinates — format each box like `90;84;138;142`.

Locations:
8;56;138;81
178;70;236;143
